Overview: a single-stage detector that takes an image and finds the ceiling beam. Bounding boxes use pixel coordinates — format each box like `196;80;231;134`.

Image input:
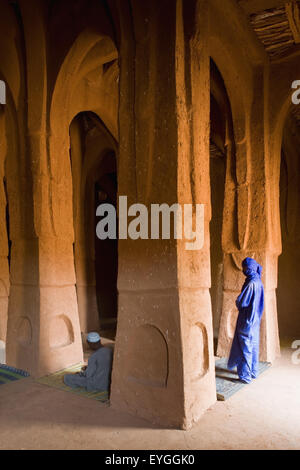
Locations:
238;0;287;15
285;1;300;43
271;42;300;60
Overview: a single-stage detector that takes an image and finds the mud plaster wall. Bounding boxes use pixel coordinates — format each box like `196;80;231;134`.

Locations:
266;54;300;344
278;116;300;338
210;153;226;339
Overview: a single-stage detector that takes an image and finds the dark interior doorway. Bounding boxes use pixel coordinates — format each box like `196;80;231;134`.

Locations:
94;157;118;336
70;112;118;340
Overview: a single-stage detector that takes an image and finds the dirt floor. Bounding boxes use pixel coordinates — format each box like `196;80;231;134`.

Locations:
0;341;299;450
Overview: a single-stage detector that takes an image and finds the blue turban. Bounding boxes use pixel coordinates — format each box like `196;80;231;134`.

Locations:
242;257;262;279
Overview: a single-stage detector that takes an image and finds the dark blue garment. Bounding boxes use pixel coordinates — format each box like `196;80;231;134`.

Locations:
227;258;264;383
64;346;113;391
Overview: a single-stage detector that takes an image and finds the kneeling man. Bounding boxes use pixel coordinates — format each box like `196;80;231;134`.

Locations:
64;332;113;392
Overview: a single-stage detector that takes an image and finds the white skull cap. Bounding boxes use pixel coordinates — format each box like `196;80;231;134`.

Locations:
87;332;101;343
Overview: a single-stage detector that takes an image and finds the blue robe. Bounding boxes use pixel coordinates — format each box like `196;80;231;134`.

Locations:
228;258;264;383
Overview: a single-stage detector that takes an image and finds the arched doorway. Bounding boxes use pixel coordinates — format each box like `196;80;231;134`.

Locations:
210;93;226;350
69;111;118;340
277;111;300;341
209;59;235;354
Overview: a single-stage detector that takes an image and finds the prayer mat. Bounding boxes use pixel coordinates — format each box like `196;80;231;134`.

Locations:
215;357;271;401
0;364;30;385
35;363;109;403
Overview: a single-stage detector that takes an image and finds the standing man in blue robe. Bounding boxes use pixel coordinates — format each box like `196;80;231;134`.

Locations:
228;257;264;384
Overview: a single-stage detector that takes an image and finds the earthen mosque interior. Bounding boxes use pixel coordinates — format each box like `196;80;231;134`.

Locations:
0;0;299;430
